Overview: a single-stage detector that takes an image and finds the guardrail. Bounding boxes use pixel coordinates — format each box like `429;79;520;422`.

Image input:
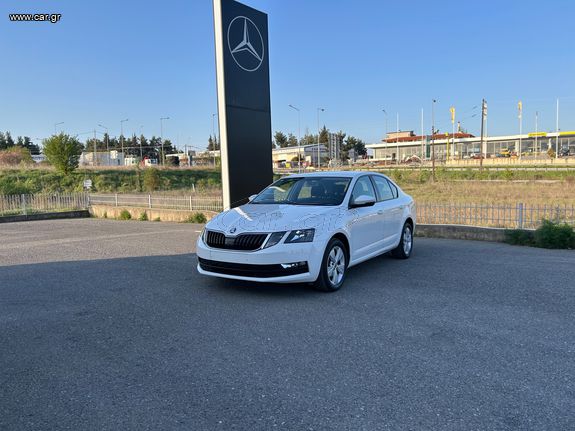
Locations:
0;193;89;217
89;193;223;212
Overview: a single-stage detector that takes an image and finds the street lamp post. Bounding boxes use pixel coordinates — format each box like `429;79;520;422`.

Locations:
212;113;217;167
54;122;64;135
382;109;388;161
139;126;144;160
431;99;437;179
317;107;325;169
98;124;109;166
120;119;129;163
396;113;400;164
160;117;170;166
288;104;301;172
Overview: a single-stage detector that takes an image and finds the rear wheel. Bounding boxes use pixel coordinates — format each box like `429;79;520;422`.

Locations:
391;222;413;259
314;238;347;292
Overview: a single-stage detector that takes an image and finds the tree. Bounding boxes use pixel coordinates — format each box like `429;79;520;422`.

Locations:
340;135;367;161
287;133;298;147
5;132;14;148
43;133;83;175
22;136;40;155
300;133;316;146
207;135;215;151
0;132;6;150
274;131;287;148
318;125;329;144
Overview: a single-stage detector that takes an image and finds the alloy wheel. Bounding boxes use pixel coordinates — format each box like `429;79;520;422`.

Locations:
327;245;345;286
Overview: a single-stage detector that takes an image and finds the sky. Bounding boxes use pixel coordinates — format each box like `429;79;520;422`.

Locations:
1;0;574;151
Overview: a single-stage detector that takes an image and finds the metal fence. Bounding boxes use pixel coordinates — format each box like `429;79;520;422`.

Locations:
0;193;89;217
416;203;575;229
89;193;223;212
2;192;574;229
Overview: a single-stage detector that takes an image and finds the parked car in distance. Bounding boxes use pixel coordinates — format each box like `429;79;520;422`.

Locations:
197;172;415;292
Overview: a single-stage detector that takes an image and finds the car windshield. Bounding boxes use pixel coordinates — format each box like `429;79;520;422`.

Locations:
251;177;352;206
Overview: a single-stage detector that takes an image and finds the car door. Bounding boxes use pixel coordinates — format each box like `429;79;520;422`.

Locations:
371;175;403;248
347;175;382;261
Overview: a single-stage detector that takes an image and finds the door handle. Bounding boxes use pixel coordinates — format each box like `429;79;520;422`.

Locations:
377;210;384;215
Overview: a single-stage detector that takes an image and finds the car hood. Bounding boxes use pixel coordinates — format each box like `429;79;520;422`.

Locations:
206;203;344;234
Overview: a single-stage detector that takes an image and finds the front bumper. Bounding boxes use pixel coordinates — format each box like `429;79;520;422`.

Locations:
196;235;324;283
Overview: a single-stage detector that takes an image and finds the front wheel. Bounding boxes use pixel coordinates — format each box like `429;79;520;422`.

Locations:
314;238;348;292
391;222;413;259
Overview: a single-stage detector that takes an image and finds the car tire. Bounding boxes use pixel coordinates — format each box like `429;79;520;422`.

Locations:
391;222;413;259
314;238;348;292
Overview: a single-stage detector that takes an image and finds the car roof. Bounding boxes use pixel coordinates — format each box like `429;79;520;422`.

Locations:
284;171;385;179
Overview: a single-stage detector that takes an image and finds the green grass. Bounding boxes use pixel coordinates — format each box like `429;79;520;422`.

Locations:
0;167;221;194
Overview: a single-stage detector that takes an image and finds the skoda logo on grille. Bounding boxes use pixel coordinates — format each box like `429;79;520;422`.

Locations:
229;227;237;234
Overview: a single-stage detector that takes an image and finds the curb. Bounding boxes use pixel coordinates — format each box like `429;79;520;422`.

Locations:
0;210;90;224
415;224;513;242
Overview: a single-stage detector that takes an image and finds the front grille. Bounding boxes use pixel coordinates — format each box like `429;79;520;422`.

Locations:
205;230;268;251
198;257;309;278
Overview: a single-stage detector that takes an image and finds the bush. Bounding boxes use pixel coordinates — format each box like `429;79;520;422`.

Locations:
103;211;108;219
138;212;148;221
418;169;431;183
153;216;161;222
0;147;33;166
534;220;575;249
506;221;575;249
502;169;514;181
43;133;82;175
119;209;132;220
186;212;207;223
143;168;161;191
504;229;534;246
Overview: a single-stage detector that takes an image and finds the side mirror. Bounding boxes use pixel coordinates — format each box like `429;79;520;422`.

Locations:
349;195;376;208
248;194;257;202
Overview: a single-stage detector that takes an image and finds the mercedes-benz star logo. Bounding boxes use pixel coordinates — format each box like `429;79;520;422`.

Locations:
227;16;264;72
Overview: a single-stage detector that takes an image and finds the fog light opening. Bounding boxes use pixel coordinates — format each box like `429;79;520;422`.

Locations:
280;261;307;269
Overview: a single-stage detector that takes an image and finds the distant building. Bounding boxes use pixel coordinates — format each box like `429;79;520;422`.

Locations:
366;130;575;161
79;151;125;166
272;144;328;168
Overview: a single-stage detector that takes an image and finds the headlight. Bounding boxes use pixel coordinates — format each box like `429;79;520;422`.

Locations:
262;231;286;249
285;228;315;244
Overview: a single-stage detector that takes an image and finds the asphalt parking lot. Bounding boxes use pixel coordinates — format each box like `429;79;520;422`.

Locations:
1;219;574;430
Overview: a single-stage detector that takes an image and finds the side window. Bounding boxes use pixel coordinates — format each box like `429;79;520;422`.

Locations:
351;176;376;202
387;179;399;199
371;176;394;201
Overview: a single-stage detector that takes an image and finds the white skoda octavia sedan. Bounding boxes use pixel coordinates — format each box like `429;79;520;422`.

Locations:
197;171;415;291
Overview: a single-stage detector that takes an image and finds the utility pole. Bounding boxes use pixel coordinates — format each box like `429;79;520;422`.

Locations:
535;111;539;155
480;99;487;171
420;108;424;161
431;99;436;179
98;124;109;165
288;104;301;172
382;109;388;160
139;126;144;161
396;113;400;164
518;101;523;161
212;113;217;167
556;98;560;159
160;116;170;166
120;119;129;164
317;107;325;169
93;129;97;166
